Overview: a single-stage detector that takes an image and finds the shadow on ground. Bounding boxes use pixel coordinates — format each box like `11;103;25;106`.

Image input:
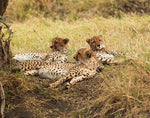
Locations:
0;59;150;118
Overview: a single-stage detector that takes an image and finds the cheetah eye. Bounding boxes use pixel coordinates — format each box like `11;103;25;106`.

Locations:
55;41;58;44
92;41;96;43
99;39;101;41
78;52;80;55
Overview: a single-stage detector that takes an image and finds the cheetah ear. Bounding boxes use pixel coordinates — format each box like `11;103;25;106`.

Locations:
86;51;91;58
86;39;90;44
73;55;76;60
63;38;69;44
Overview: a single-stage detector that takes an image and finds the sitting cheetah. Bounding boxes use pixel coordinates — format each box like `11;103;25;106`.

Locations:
86;35;123;64
13;37;69;63
50;48;100;89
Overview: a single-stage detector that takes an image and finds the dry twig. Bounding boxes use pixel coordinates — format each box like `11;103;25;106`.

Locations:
0;81;5;118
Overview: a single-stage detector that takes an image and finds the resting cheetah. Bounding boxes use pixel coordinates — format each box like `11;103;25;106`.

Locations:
38;62;76;79
13;37;69;63
12;59;76;79
86;35;123;64
50;48;100;89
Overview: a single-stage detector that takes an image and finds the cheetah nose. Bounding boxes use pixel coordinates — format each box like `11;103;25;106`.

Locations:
97;44;100;47
50;46;53;48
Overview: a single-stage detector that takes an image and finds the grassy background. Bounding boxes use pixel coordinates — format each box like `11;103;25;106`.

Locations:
11;15;150;63
1;0;150;117
6;0;150;21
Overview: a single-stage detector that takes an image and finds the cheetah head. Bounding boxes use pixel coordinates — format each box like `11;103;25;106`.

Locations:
86;35;105;51
50;37;69;54
73;48;99;67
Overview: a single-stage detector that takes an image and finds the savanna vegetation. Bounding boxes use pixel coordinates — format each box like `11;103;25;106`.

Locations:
0;0;150;117
5;0;150;21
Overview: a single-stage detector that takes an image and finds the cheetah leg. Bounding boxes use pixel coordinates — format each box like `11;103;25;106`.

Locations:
24;70;38;76
103;48;122;57
66;71;97;88
108;59;125;65
50;77;68;88
96;65;104;73
66;76;84;89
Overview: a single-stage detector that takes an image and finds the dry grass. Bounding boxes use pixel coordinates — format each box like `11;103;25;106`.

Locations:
6;0;150;21
5;14;150;117
83;60;150;117
11;15;150;62
2;2;150;116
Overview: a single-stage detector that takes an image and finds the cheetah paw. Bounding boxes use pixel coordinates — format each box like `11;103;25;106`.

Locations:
49;83;57;89
65;82;71;89
24;72;30;76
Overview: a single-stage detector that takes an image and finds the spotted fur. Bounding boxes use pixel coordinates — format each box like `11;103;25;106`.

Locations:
50;48;100;89
38;62;76;79
86;35;123;64
12;60;76;79
13;37;69;63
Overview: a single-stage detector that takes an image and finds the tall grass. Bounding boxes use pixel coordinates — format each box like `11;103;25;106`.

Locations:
11;15;150;63
82;60;150;117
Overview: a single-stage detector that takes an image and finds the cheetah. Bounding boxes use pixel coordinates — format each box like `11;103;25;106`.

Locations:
13;37;69;63
12;60;76;79
38;62;76;79
50;48;100;89
86;35;123;64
